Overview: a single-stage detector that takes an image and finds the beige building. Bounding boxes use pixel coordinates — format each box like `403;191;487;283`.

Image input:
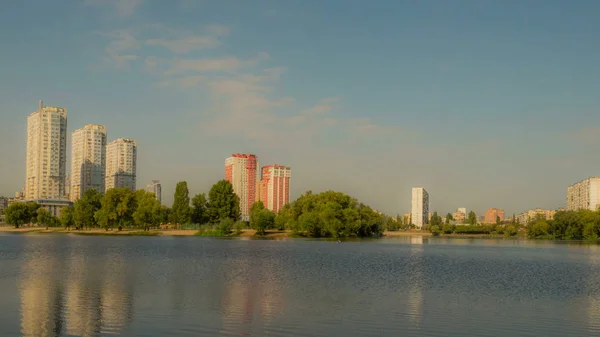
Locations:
25;101;68;201
567;177;600;211
453;208;467;223
225;154;259;220
403;213;411;225
105;138;137;191
411;187;429;228
146;180;162;204
516;208;556;224
70;125;107;201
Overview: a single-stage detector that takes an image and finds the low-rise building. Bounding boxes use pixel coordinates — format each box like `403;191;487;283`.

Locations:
484;208;505;224
453;208;466;224
516;208;556;224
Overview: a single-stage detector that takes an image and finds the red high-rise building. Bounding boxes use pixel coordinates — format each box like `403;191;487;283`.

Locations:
225;154;259;219
259;165;291;213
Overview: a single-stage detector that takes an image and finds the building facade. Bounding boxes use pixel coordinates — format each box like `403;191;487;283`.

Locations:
411;187;429;228
484;208;505;223
567;177;600;211
453;208;467;224
0;196;8;215
516;208;556;225
105;138;137;192
25;101;68;201
225;154;259;219
146;180;162;204
259;165;291;213
70;125;107;201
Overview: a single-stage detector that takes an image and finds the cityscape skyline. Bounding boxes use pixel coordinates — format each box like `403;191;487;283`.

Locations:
1;1;599;215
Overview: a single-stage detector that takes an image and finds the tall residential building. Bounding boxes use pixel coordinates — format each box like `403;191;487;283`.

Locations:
70;125;107;201
25;101;68;201
411;187;429;228
225;154;258;219
567;177;600;211
259;165;291;213
484;208;505;223
146;180;162;204
0;196;8;215
105;138;137;192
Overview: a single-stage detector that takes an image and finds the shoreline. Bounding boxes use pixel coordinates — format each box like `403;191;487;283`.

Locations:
0;226;434;238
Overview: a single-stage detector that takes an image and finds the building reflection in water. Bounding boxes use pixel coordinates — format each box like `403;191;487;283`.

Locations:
19;241;135;337
220;252;285;335
587;245;600;334
406;238;424;328
20;251;64;337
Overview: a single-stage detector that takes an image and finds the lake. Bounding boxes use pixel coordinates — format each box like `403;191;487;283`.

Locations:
1;234;599;336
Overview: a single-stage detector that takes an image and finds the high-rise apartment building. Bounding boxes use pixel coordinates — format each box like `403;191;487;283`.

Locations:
259;165;291;213
70;124;107;201
484;208;505;223
105;138;137;191
411;187;429;228
567;177;600;211
25;101;68;201
146;180;162;204
225;154;258;219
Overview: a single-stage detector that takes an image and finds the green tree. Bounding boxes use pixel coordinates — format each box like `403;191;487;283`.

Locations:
442;223;455;234
255;208;276;235
496;215;501;225
467;211;477;225
249;201;265;229
60;206;75;229
171;181;191;225
37;208;55;227
504;225;517;237
206;180;240;223
429;211;443;227
445;213;454;224
4;203;36;228
191;193;208;224
73;189;102;229
430;225;441;236
95;188;136;230
133;190;161;231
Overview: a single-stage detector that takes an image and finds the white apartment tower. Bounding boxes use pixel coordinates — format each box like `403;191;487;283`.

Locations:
225;154;259;220
70;125;107;201
146;180;162;204
105;138;137;192
25;101;68;201
411;187;429;228
567;177;600;211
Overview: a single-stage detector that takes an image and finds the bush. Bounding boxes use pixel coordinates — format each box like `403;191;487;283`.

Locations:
234;221;246;235
504;225;517;237
218;218;234;235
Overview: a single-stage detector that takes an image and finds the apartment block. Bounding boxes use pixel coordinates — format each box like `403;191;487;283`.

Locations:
259;165;291;213
25;101;67;201
484;208;505;223
105;138;137;191
0;196;8;215
453;208;467;223
225;153;259;219
146;180;162;204
567;177;600;211
71;124;107;201
516;208;556;224
411;187;429;228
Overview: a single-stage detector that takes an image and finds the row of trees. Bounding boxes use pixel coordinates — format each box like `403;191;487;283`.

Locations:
527;209;600;240
3;202;59;228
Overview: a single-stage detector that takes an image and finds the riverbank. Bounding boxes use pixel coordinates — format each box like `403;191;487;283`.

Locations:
0;226;432;238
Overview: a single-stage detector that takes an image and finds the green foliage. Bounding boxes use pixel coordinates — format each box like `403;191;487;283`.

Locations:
445;213;454;224
234;221;246;235
206;180;240;223
95;188;136;230
217;218;234;235
430;225;441;236
194;218;236;236
467;211;477;225
442;224;455;234
60;206;75;228
273;190;385;238
429;211;443;227
525;209;600;240
37;208;57;227
171;181;191;225
4;202;39;228
191;193;208;224
73;189;102;229
249;201;265;229
504;225;517;237
496;215;501;225
133;190;162;230
454;225;492;235
255;208;276;236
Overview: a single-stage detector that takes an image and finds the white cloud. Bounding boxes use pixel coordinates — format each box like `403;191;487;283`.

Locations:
84;0;143;18
98;30;141;69
166;53;269;75
146;36;221;54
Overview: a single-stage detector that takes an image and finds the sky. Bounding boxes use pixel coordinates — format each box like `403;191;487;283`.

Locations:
1;0;599;217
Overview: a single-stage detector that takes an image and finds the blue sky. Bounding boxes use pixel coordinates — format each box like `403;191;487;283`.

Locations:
1;0;599;216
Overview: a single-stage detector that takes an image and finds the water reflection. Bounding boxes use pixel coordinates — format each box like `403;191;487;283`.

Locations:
406;240;424;329
18;239;134;337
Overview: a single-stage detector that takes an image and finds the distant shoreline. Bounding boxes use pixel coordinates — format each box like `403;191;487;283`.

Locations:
0;226;435;238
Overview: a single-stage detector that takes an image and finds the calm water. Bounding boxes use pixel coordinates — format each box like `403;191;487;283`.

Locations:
1;234;600;337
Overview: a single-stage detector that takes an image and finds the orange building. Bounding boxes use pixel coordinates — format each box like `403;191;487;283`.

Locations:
259;165;291;213
484;208;505;224
225;154;258;219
